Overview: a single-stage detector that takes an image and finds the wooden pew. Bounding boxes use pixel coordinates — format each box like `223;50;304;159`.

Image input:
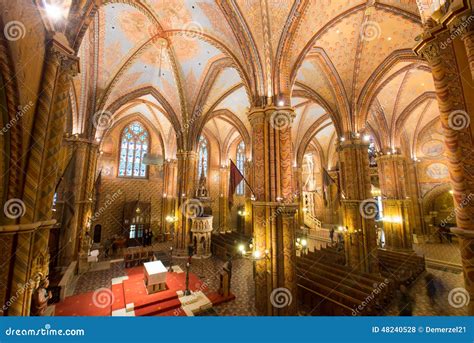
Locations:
297;275;376;316
377;249;425;285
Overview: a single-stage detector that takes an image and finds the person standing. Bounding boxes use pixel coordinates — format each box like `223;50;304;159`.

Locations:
329;227;335;245
103;238;112;258
337;231;344;252
398;285;414;316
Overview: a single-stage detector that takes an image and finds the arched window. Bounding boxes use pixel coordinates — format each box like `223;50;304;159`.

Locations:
236;141;245;195
118;122;149;178
198;135;208;178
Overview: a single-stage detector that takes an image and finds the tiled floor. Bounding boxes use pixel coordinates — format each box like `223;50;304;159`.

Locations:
383;268;468;316
413;241;462;265
73;242;467;316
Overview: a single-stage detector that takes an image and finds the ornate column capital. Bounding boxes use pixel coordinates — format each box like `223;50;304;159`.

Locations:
176;149;197;157
163;158;178;166
248;106;296;129
336;137;369;152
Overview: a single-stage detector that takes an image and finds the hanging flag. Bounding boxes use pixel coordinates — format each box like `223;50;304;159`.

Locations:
228;160;245;209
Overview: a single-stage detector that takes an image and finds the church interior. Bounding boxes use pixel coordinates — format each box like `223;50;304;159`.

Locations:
0;0;473;317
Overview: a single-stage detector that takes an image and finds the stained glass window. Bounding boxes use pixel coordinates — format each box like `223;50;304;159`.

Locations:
236;141;245;195
118;122;149;178
198;136;208;178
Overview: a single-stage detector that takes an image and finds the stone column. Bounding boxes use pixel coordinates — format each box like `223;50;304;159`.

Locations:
249;106;297;316
9;35;78;315
66;138;99;272
406;159;425;235
376;152;413;250
161;159;177;237
293;164;304;228
218;164;229;233
244;160;253;237
417;26;474;314
337;137;378;274
174;151;197;253
460;19;474;80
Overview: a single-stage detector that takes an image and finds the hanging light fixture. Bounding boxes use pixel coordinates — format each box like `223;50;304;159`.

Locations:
155;38;168;78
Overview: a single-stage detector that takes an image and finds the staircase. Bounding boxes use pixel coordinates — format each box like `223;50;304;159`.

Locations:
304;212;322;230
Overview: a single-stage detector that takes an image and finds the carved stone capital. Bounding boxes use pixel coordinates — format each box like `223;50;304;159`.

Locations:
418;40;443;64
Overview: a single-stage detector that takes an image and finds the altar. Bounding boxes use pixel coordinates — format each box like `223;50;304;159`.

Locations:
143;260;167;294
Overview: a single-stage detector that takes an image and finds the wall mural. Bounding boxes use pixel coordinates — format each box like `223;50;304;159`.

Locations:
421;139;444;158
426;163;449;179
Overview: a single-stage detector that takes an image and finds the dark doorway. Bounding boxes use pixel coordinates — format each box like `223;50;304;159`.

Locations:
93;224;102;243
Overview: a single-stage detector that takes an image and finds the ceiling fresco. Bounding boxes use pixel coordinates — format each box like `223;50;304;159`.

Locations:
69;0;438;160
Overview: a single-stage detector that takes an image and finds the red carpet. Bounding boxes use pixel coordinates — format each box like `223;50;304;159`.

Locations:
55;291;112;316
111;283;125;311
55;266;235;316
